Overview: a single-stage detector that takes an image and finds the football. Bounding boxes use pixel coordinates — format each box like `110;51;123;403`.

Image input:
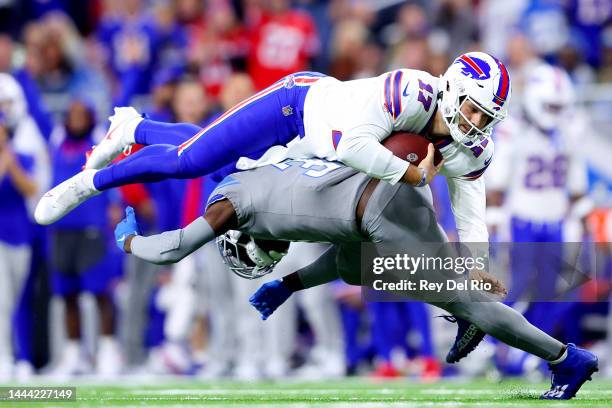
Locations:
382;132;444;166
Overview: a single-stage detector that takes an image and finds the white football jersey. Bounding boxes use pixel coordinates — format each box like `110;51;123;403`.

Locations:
236;69;494;242
486;117;588;222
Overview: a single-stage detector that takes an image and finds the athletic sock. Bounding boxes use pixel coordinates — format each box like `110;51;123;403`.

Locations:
549;345;568;365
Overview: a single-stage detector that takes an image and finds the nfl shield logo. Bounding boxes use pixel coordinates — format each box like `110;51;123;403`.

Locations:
407;153;418;162
283;75;296;89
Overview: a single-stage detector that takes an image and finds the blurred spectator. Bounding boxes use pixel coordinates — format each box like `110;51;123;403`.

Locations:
187;1;249;99
328;17;370;79
24;14;110;120
519;0;570;60
478;0;528;60
151;1;189;73
0;33;54;140
556;39;598;87
564;0;611;68
146;66;184;122
0;73;50;208
388;37;430;71
175;0;206;28
246;0;320;89
47;99;122;378
505;32;542;103
97;0;162;106
0;115;38;382
432;0;479;59
172;78;215;126
379;2;430;48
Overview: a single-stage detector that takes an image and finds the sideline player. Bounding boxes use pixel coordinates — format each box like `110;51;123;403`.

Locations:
35;51;507;243
114;157;597;400
486;64;590;374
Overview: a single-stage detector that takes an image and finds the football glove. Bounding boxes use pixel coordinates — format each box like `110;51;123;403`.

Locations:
114;206;140;252
249;280;293;320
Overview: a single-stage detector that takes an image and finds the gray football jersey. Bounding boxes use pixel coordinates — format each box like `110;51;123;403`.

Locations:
208;159;370;243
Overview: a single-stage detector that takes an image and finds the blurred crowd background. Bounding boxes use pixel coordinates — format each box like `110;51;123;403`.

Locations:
0;0;611;383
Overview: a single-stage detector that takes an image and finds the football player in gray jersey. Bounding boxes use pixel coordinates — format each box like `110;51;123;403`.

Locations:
114;158;597;400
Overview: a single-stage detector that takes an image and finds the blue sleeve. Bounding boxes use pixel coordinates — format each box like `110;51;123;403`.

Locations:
13;69;53;141
17;153;35;175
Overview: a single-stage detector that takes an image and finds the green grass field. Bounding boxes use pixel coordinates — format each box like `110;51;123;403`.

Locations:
3;378;611;407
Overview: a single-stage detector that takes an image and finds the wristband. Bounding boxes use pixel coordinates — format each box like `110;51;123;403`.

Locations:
415;167;427;187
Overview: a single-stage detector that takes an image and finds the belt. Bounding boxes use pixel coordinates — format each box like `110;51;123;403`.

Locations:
356;178;380;232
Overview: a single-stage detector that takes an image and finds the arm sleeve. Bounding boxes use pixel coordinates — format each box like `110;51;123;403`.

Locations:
295;245;340;289
336;124;409;185
446;176;489;243
130;217;215;265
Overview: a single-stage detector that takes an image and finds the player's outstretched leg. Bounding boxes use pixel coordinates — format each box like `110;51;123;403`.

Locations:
34;169;100;225
440;301;598;400
540;343;598;400
35;144;188;225
85;108;205;170
37;74;316;225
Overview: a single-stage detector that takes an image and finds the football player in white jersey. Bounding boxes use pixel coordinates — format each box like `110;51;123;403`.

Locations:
35;51;510;245
486;63;589;375
487;64;588;233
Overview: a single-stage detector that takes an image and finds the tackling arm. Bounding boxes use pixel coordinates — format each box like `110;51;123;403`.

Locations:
119;199;238;265
250;245;340;320
127;217;215;265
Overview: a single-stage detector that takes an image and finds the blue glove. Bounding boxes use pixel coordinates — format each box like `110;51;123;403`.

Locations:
114;206;140;252
249;280;293;320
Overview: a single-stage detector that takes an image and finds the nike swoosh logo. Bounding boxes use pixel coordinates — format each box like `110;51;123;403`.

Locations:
484;156;492;167
117;234;126;243
402;81;410;97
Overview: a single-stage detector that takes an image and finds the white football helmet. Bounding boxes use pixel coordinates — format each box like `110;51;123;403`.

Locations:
216;230;288;279
439;52;511;147
522;64;574;133
0;73;27;129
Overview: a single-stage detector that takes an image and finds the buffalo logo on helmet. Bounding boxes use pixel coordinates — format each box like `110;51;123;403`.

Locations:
455;55;492;80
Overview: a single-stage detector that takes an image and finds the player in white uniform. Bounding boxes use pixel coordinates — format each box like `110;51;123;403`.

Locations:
487;64;588;232
35;51;509;247
486;64;589;359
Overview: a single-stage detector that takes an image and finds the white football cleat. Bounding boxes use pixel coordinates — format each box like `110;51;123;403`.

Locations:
85;107;143;170
34;169;100;225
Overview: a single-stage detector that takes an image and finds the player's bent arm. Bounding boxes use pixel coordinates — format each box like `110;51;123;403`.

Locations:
292;245;340;289
336;126;409;185
127;217;216;265
250;246;341;320
122;199;238;265
336;130;439;186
